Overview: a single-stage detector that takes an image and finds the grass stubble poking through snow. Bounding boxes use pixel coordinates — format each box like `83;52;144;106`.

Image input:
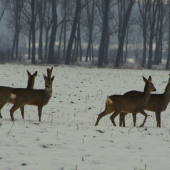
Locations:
0;64;170;170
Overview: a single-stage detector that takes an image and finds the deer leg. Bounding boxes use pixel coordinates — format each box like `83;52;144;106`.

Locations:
10;104;22;121
0;110;2;118
0;101;7;118
155;111;161;128
20;105;25;119
119;112;127;127
159;112;161;128
110;110;121;126
119;112;123;127
95;106;113;126
139;110;147;127
123;112;128;127
132;113;137;127
155;112;158;127
38;106;43;122
155;111;159;127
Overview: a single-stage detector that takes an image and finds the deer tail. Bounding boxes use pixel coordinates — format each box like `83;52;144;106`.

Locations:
11;93;16;99
106;96;113;105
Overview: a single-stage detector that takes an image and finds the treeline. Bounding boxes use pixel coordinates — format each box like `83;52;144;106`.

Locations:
0;0;170;69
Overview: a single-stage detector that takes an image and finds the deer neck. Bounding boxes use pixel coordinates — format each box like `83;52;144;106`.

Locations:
45;87;52;98
142;83;151;103
163;85;170;100
27;81;34;89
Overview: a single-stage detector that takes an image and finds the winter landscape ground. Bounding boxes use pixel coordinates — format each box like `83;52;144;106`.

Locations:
0;64;170;170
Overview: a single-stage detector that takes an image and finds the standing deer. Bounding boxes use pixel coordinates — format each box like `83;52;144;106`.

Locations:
0;70;37;118
10;67;54;122
120;77;170;128
95;76;156;127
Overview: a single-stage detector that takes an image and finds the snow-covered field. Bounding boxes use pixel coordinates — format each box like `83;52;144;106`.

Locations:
0;64;170;170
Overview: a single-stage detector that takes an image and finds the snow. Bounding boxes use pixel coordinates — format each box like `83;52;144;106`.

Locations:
0;64;170;170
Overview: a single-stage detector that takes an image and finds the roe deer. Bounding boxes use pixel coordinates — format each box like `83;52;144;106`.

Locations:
0;70;37;118
120;77;170;128
10;67;54;122
95;76;156;127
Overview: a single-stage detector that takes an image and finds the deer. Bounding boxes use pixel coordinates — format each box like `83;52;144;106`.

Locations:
10;67;54;122
119;77;170;128
95;76;156;127
0;70;37;119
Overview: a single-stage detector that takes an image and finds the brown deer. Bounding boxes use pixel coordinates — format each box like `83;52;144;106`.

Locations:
120;77;170;128
10;67;54;122
0;70;37;119
95;76;156;127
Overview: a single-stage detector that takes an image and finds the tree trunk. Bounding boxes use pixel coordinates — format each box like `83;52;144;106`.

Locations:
31;0;36;64
65;0;81;65
72;39;77;63
37;0;46;60
154;0;163;65
28;28;31;59
97;0;110;67
45;30;48;61
57;22;64;63
38;28;43;60
141;32;147;67
63;0;67;61
114;0;134;68
11;32;16;60
74;8;81;63
15;30;19;59
147;0;158;69
47;0;57;64
148;31;154;69
15;1;19;59
78;18;82;62
166;1;170;70
85;0;94;62
86;40;90;62
124;26;129;63
104;29;110;65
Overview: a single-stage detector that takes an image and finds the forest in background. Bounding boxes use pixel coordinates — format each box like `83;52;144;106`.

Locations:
0;0;170;70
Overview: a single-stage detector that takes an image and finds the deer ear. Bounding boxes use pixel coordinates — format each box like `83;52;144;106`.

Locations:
47;67;53;78
27;70;31;77
47;68;50;76
143;76;147;83
51;76;55;82
148;76;152;83
43;74;47;81
33;71;37;77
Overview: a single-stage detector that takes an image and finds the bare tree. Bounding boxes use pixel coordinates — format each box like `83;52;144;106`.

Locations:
98;0;110;67
31;0;36;64
84;0;96;62
21;0;35;60
56;21;64;63
6;0;24;60
114;0;135;68
47;0;60;64
147;0;158;69
63;0;67;61
154;0;167;65
138;0;149;67
72;9;82;63
37;0;47;60
65;0;82;65
166;1;170;70
0;0;8;21
44;1;52;61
